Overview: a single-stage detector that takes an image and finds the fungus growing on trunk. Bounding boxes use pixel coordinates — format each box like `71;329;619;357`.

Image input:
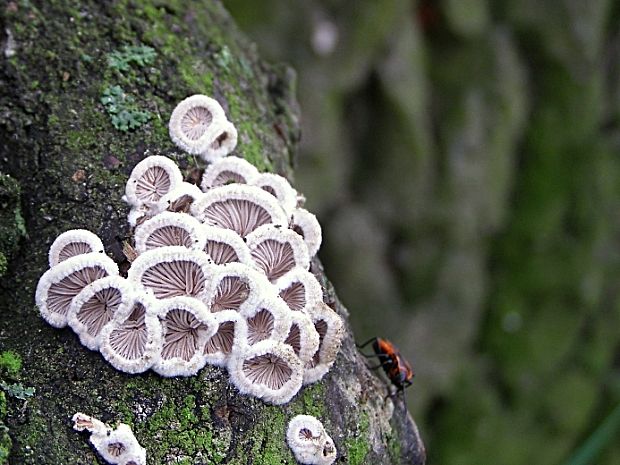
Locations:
153;296;217;377
201;119;238;162
286;415;337;465
242;293;291;346
202;225;253;265
127;246;215;300
284;310;320;364
200;156;259;190
204;262;268;313
202;309;248;367
124;155;183;208
276;268;324;314
48;229;105;267
99;294;163;374
169;94;227;154
36;252;119;328
303;303;345;385
153;182;203;215
72;412;146;465
67;275;135;351
251;172;298;216
228;339;303;404
191;184;288;237
133;212;205;254
290;208;322;258
247;225;310;282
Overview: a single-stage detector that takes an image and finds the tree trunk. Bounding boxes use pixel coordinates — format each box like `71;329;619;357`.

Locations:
0;1;425;464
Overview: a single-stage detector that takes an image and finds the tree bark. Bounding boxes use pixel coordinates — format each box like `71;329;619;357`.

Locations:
0;1;425;464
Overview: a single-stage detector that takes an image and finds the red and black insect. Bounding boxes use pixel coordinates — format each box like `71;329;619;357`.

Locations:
358;337;414;392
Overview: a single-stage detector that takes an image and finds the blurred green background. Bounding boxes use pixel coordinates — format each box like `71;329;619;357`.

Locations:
224;0;620;463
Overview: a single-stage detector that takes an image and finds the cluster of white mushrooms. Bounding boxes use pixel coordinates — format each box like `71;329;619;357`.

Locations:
73;413;146;465
287;415;337;465
35;93;344;406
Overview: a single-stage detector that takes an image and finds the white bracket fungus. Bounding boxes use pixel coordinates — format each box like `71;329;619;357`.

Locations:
124;155;183;208
202;309;248;367
205;262;269;313
228;339;303;404
153;296;217;377
202;225;253;266
191;184;288;237
242;293;292;346
200;155;259;190
247;225;310;282
67;275;135;351
152;182;203;216
169;94;237;160
36;252;119;328
127;246;215;300
72;412;146;465
99;294;163;374
133;212;206;254
303;303;345;386
251;173;298;216
276;268;324;314
286;415;337;465
290;208;322;258
48;229;105;268
284;311;320;364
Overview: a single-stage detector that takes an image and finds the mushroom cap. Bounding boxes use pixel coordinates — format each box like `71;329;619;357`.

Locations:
67;275;135;351
202;309;248;367
251;173;298;216
153;182;203;215
152;296;217;377
275;268;324;314
127;246;215;301
200;156;259;190
290;208;322;258
246;224;310;282
303;303;345;385
227;339;303;404
190;184;288;238
203;262;270;314
202;225;253;266
124;156;183;208
286;415;337;465
72;412;108;435
89;422;147;465
48;229;105;268
99;293;163;374
133;212;206;255
284;310;320;364
36;252;119;328
169;94;228;155
242;293;292;346
199;119;238;162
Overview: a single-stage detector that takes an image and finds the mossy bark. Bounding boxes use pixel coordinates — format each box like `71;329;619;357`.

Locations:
0;1;424;464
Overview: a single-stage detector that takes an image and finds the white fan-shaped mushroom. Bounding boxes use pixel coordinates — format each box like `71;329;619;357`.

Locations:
242;293;291;346
153;182;203;215
48;229;105;268
290;208;322;258
284;311;320;364
190;184;288;238
67;275;135;351
200;119;238;162
203;263;269;314
127;246;215;301
124;156;183;208
303;303;345;385
169;94;228;155
286;415;336;465
99;294;163;374
202;310;248;367
153;296;217;377
251;173;298;216
200;156;259;190
276;268;323;314
202;226;253;266
228;339;303;404
246;224;310;282
36;253;119;328
133;212;206;254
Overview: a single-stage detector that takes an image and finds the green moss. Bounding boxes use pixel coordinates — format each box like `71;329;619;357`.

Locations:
0;352;22;378
246;406;291;465
0;174;26;277
344;410;371;465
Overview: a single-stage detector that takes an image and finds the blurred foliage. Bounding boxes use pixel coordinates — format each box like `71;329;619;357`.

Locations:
225;0;620;463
